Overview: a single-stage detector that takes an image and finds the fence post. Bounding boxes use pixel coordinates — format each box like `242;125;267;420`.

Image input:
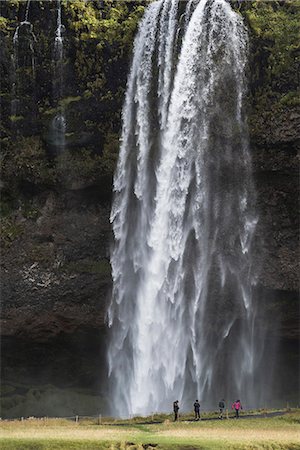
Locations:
75;415;79;424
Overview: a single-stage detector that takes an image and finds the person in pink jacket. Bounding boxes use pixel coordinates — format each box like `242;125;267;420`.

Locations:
232;399;243;418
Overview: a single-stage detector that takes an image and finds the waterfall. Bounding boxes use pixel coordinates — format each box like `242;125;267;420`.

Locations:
12;0;36;75
25;0;31;22
54;0;64;73
52;0;66;151
11;0;36;118
108;0;263;417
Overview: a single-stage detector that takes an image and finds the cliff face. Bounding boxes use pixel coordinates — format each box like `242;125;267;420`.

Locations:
1;189;111;337
251;103;299;296
245;1;299;296
1;0;144;337
0;1;299;418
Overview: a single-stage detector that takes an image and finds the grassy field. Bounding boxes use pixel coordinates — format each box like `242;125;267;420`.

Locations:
0;410;299;450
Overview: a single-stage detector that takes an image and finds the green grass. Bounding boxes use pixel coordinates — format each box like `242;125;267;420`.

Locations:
1;439;299;450
0;410;299;450
0;440;113;450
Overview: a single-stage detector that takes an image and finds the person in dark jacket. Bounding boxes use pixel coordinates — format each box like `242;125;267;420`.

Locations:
218;399;225;419
173;400;179;421
193;399;201;420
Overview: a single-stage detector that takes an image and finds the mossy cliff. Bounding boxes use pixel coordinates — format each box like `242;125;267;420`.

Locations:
242;0;299;294
0;1;299;417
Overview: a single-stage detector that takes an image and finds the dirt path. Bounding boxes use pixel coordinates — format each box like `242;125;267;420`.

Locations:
112;410;289;426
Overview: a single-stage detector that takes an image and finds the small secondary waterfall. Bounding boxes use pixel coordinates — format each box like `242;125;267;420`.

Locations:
11;0;36;117
108;0;263;417
52;0;66;151
54;0;64;95
12;0;36;74
24;0;31;22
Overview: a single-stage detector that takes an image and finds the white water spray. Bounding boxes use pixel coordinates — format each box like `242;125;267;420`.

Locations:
108;0;263;417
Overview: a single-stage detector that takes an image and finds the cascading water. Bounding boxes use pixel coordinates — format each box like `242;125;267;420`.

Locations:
54;0;64;93
108;0;264;417
11;0;36;117
12;0;36;74
24;0;31;22
52;0;66;151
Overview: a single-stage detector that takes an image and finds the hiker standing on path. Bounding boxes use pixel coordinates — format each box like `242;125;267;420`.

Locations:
232;399;243;418
218;399;225;419
173;400;179;421
193;399;201;420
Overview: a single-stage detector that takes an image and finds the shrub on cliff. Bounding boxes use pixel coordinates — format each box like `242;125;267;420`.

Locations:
1;136;57;191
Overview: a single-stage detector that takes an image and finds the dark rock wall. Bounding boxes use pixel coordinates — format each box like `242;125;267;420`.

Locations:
245;0;300;406
1;0;146;418
0;0;299;417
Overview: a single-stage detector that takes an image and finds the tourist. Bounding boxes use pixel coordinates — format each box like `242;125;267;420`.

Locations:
218;399;225;419
173;400;179;421
194;399;201;420
232;399;243;418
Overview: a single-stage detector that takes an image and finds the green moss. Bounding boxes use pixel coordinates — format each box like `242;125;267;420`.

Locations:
0;16;9;32
1;136;57;189
278;91;300;108
241;2;300;142
9;115;24;123
6;0;20;6
64;0;146;100
65;0;145;44
42;107;59;116
245;1;300;83
0;217;24;247
58;96;82;107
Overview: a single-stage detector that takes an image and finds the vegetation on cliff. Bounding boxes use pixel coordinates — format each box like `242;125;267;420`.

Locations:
0;1;298;291
1;1;298;210
0;1;147;211
241;0;300;144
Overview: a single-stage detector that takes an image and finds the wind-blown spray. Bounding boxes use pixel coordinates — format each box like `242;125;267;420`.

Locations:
108;0;263;417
